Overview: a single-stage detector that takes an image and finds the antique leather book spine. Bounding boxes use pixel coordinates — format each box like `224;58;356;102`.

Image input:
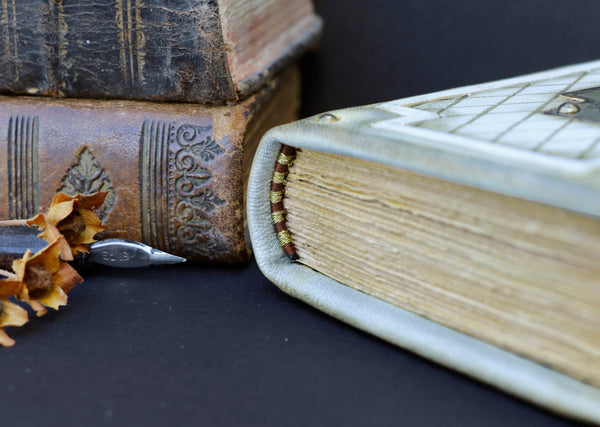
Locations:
0;0;320;103
0;67;300;263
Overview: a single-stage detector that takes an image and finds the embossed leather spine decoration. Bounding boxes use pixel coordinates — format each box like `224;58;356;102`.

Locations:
0;68;300;262
139;120;227;259
7;115;39;219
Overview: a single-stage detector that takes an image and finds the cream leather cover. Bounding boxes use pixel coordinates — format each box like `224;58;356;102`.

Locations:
247;61;600;423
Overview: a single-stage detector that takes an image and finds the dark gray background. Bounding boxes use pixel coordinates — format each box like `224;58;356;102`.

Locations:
0;1;596;425
302;0;600;116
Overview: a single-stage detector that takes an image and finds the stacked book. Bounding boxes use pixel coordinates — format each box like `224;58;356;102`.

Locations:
0;0;321;263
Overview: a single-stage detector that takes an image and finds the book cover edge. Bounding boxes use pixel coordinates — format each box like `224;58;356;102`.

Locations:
264;60;600;217
247;121;600;424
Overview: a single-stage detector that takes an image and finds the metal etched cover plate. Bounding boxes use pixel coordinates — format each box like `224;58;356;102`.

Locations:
375;62;600;167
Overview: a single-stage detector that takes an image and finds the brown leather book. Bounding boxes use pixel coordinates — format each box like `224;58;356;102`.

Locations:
0;0;320;104
0;67;300;263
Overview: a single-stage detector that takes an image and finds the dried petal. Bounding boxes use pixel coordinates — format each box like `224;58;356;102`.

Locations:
23;263;53;292
71;192;108;211
53;262;83;293
10;240;82;314
27;214;73;261
0;299;29;347
25;239;62;275
0;271;25;299
33;192;108;257
28;300;47;318
57;212;86;243
46;199;76;226
0;329;15;347
72;209;104;244
2;249;31;299
0;299;28;327
31;283;67;311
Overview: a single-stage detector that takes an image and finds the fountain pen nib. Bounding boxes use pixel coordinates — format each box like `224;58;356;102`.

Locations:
87;239;186;268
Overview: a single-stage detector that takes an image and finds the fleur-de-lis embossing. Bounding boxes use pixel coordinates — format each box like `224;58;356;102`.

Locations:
192;189;225;213
193;136;225;161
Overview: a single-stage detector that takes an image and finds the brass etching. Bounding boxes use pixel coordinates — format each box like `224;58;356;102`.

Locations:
58;147;116;220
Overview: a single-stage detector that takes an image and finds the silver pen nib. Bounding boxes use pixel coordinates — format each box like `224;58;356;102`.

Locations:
87;239;186;268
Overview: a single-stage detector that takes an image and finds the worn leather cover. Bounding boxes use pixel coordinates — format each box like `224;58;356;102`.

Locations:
0;67;299;263
247;61;600;423
0;0;320;103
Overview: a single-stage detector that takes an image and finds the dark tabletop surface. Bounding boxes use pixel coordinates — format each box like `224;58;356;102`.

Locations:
2;1;597;425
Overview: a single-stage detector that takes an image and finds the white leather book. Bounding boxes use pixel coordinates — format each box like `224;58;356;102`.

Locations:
247;61;600;423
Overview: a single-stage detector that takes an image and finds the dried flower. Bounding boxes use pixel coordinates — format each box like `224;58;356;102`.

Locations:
0;192;107;346
0;269;28;347
5;239;83;317
28;192;107;260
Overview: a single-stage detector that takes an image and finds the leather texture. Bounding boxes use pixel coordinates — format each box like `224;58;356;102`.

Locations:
0;69;299;263
0;0;320;104
247;60;600;424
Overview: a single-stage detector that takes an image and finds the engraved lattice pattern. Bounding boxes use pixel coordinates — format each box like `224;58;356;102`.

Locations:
411;69;600;160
